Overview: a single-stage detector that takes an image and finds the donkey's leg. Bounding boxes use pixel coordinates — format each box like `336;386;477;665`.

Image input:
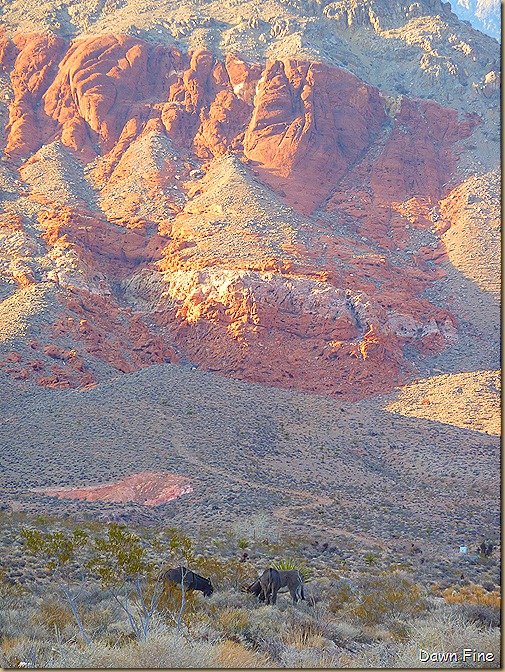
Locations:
262;586;270;605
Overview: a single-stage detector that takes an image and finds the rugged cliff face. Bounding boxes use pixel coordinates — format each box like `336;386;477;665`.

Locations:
0;6;499;399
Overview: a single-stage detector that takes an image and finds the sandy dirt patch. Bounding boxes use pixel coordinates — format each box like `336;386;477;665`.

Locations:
40;471;193;506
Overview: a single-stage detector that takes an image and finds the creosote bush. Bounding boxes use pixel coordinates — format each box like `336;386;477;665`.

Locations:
328;577;354;612
349;571;427;625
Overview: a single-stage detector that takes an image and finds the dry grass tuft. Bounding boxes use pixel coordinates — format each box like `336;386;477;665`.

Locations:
441;583;501;607
90;624;218;668
216;607;249;634
359;609;501;668
215;639;270;668
280;643;343;668
34;600;75;630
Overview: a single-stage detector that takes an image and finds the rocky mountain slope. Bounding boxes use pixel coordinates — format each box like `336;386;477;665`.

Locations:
0;0;500;396
0;0;500;550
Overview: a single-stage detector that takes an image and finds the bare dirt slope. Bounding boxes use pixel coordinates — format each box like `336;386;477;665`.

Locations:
384;369;501;436
0;362;500;569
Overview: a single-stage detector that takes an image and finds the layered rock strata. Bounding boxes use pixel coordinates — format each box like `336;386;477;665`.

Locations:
0;32;495;398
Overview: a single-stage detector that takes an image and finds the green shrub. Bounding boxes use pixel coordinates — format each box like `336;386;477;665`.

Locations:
272;558;311;582
350;571;427;625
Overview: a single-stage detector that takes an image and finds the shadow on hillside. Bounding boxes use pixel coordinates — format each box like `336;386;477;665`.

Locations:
415;257;500;376
0;361;499;491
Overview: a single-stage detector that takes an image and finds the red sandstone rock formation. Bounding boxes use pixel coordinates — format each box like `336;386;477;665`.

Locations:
244;60;386;212
370;98;479;202
38;207;167;271
43;36;183;157
0;33;483;399
3;33;66;158
41;472;193;506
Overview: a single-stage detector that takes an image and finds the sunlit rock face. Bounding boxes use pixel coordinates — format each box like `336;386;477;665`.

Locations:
0;23;497;400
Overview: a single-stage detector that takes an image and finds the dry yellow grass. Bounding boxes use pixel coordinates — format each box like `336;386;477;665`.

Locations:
215;606;249;633
215;639;270;668
441;584;501;608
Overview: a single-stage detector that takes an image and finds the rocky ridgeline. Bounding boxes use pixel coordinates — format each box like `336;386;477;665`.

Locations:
0;22;499;399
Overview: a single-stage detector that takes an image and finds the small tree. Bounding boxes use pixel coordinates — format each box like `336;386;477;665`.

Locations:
167;530;195;631
20;527;91;645
87;523;164;641
168;530;195;564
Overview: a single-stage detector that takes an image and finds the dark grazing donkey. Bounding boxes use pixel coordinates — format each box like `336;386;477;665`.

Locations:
246;569;305;604
278;569;305;603
161;566;214;596
244;577;263;599
259;567;282;605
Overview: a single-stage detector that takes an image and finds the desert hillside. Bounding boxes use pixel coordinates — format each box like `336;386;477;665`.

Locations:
0;0;500;667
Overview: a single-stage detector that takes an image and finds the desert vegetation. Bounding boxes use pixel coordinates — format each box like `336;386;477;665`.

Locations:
0;511;500;668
